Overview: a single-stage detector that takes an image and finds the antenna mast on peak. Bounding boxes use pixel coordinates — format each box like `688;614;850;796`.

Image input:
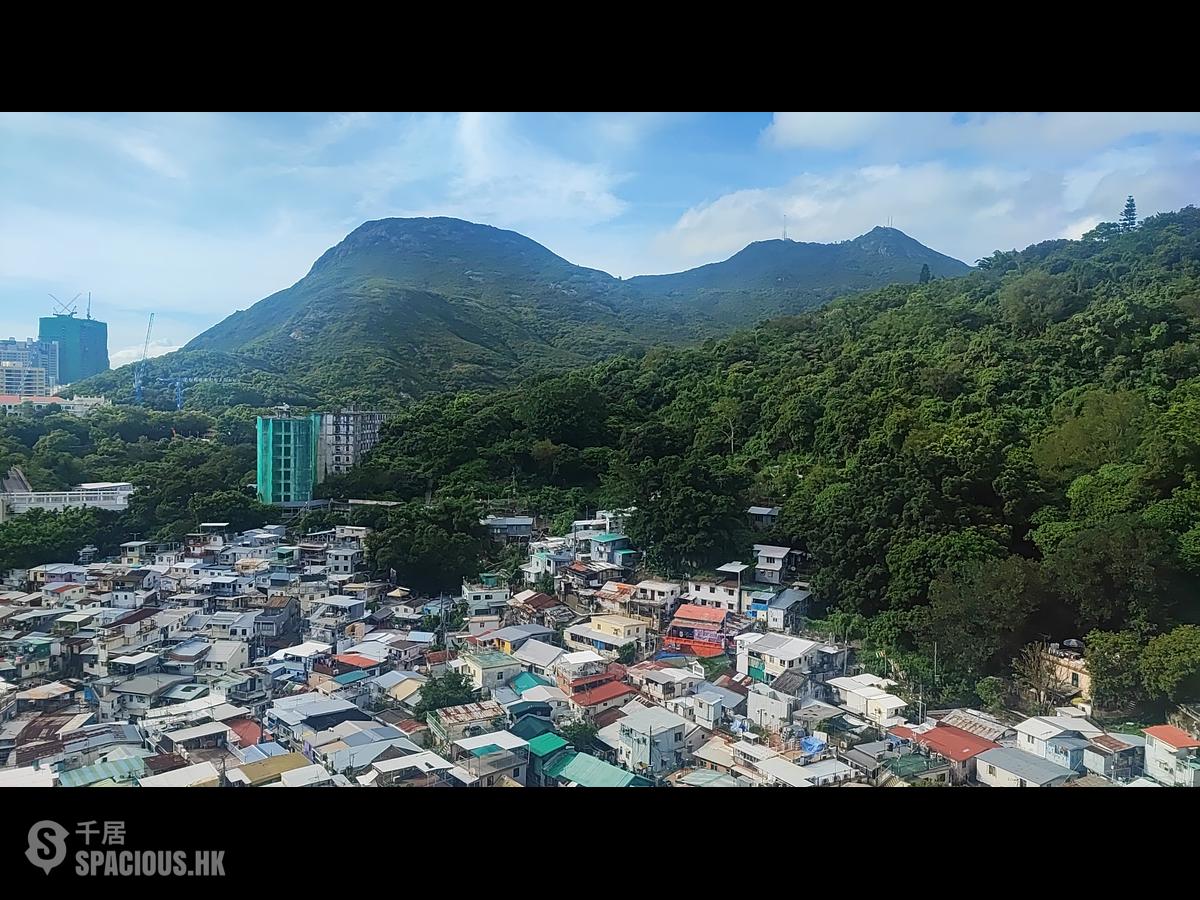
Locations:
782;213;788;241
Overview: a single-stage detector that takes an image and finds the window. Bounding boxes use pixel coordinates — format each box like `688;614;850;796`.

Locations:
1018;778;1027;787
987;765;996;776
513;768;521;779
1071;672;1079;687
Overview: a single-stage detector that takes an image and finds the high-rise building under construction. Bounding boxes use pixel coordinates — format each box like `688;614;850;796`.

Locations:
256;408;386;505
39;312;109;384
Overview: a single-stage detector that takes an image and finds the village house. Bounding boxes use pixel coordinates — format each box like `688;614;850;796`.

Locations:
746;505;780;529
751;544;794;586
511;638;564;676
827;674;909;730
1142;724;1200;787
481;515;535;543
427;700;506;747
1013;715;1104;771
563;615;645;659
462;574;511;616
451;730;530;786
1083;732;1145;782
616;704;693;778
455;649;523;697
889;722;999;784
737;633;822;684
976;746;1077;788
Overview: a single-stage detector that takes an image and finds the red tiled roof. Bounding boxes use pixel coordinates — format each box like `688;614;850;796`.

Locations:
572;681;637;707
1144;724;1200;750
425;650;455;664
395;718;428;734
908;724;998;762
333;653;379;670
671;604;727;625
225;717;262;748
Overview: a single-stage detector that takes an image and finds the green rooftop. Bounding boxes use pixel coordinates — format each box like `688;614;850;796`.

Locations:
465;649;519;669
511;671;552;694
543;751;653;787
527;733;570;758
58;757;146;788
510;716;557;741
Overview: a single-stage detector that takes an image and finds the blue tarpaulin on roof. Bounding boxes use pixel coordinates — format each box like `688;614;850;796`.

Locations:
800;736;826;756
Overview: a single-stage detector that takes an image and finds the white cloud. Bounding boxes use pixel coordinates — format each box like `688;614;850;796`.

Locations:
109;340;181;368
0;203;343;319
653;148;1200;270
434;112;628;227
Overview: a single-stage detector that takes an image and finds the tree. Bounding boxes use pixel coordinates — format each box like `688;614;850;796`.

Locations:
1083;221;1123;242
1041;518;1183;632
534;572;555;596
975;676;1008;712
1084;629;1144;712
618;642;637;664
412;669;477;718
916;556;1047;682
919;264;931;284
1012;642;1072;714
561;719;598;752
1121;195;1138;232
1140;625;1200;702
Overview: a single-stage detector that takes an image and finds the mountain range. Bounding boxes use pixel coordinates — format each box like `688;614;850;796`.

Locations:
74;218;970;406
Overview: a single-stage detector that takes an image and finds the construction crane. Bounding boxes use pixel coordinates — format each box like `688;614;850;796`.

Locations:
48;293;81;317
133;313;155;405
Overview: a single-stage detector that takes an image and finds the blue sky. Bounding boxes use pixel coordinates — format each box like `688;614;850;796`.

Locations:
2;112;1198;368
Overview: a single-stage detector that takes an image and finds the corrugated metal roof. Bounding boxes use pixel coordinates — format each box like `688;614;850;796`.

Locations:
527;733;570;758
58;757;146;788
544;751;650;787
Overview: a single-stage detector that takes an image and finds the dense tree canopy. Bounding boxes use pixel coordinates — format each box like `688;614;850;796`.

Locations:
320;206;1200;705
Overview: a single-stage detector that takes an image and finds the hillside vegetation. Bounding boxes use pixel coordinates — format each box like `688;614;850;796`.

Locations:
71;218;967;407
323;206;1200;706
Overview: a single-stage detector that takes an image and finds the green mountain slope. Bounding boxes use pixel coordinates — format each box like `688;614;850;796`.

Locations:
626;226;970;323
73;217;967;406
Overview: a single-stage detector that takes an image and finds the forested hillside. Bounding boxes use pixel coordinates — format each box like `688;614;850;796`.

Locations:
70;218;966;407
0;406;279;569
323;206;1200;706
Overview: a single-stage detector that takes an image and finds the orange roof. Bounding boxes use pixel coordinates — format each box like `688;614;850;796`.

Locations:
333;653;379;670
1144;725;1200;750
225;717;262;748
671;604;727;624
572;681;637;707
899;724;998;762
